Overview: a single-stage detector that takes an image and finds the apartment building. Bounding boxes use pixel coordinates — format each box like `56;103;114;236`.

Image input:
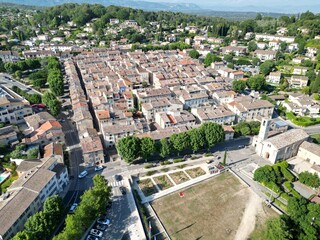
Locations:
0;96;32;124
141;98;183;122
287;75;309;88
191;106;236;125
0;155;68;240
253;50;277;61
155;110;196;129
227;99;274;122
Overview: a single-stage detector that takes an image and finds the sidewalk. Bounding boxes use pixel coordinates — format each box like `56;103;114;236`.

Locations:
126;177;147;240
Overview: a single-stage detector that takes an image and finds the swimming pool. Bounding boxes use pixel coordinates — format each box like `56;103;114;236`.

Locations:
0;172;10;184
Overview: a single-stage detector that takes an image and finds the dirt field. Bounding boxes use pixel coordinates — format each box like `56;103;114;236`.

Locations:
152;172;251;240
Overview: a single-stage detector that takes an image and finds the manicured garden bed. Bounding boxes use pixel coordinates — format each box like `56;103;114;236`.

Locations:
185;167;206;178
153;175;174;190
169;171;190;184
138;178;158;196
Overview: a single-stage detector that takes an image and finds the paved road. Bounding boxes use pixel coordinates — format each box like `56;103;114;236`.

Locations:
99;176;132;240
0;73;43;96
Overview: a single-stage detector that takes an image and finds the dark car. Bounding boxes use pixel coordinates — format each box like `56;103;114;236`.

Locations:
119;186;126;195
95;223;107;231
114;174;122;181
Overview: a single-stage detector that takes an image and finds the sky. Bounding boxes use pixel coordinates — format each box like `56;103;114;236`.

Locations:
146;0;320;13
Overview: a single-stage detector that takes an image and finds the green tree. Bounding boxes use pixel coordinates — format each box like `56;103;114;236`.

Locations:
266;217;293;240
24;212;50;239
287;197;308;221
232;80;246;93
299;171;320;188
252;57;260;66
189;49;200;59
14;70;22;79
201;122;224;148
116;136;140;163
43;195;64;224
247;75;266;91
170;132;190;154
140;137;156;160
27;148;39;159
259;60;275;76
253;165;277;183
187;128;205;152
248;41;257;52
203;53;221;67
12;231;30;240
224;54;233;63
310;73;320;93
159;138;171;158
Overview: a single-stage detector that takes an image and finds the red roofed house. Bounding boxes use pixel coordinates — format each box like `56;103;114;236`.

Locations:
23;120;65;147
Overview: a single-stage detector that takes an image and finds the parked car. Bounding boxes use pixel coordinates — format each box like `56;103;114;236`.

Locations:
238;145;245;149
120;186;126;195
78;170;88;179
95;223;107;231
114;174;122;181
69;203;78;214
86;235;99;240
94;166;104;171
206;160;213;164
183;155;191;160
97;216;110;225
90;229;103;238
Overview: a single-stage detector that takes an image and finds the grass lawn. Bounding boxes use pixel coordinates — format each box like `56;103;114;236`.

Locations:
185;167;206;178
169;171;190;185
153;175;174;190
138;179;158;196
311;134;320;144
152;172;250;240
286;112;320;127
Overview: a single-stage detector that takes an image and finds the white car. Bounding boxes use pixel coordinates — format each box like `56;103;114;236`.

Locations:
90;229;103;238
69;203;78;214
94;166;104;171
97;216;110;225
78;170;88;179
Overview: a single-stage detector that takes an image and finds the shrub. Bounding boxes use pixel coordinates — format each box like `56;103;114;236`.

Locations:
146;170;157;176
173;158;183;163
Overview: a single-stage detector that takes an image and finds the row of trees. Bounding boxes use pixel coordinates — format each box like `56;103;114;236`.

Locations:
11;85;41;104
13;195;64;240
131;42;191;52
42;91;61;117
47;57;64;96
2;58;41;74
54;175;111;240
117;122;225;163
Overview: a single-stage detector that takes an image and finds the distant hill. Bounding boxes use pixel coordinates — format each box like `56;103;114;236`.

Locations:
0;0;296;20
187;10;294;20
0;0;202;12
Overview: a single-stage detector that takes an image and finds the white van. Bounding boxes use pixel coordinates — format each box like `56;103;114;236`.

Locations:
78;170;88;179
